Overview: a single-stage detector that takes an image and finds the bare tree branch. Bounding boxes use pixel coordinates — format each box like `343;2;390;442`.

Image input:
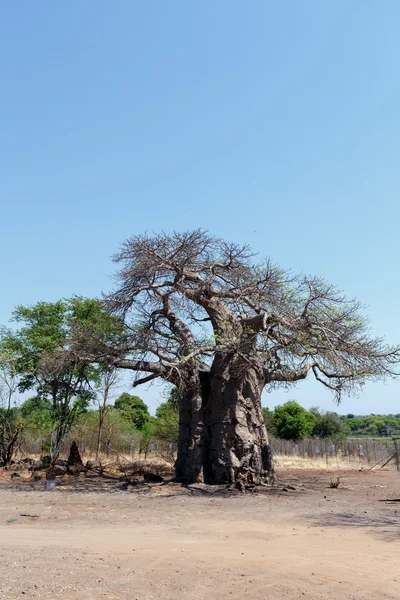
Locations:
62;230;400;402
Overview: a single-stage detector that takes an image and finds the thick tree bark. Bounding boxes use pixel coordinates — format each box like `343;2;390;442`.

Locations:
205;355;274;485
175;360;275;485
175;374;209;484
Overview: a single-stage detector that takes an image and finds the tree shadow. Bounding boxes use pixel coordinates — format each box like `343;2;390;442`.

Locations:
306;509;400;542
0;470;307;500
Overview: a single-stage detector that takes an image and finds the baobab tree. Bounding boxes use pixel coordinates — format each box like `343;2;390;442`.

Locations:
69;230;400;485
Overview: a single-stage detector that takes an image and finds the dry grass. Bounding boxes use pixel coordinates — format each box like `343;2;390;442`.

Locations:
115;453;387;474
16;450;396;474
274;454;370;471
117;456;175;476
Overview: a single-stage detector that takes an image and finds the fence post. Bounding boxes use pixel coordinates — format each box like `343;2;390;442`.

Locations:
394;440;400;472
365;441;370;463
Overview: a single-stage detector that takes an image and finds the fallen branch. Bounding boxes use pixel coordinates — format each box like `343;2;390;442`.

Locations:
368;453;395;471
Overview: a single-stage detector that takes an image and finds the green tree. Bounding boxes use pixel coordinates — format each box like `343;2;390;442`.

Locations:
152;388;179;444
312;410;349;440
1;297;120;463
366;418;386;436
0;338;25;467
114;393;150;430
152;411;179;444
20;396;52;418
19;396;53;438
272;401;314;441
155;387;179;419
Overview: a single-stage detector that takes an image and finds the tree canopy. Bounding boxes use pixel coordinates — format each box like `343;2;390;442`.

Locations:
1;297;123;463
312;409;349;440
114;393;150;430
272;401;315;441
71;230;399;399
20;396;52;418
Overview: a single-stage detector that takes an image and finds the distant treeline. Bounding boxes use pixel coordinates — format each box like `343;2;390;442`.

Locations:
342;413;400;437
263;402;400;441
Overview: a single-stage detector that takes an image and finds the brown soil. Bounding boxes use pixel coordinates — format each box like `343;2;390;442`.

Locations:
0;467;399;599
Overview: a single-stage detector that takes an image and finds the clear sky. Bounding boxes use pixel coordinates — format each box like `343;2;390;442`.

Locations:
1;1;400;415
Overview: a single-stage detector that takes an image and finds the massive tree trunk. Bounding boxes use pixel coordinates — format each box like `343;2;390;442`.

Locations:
175;359;275;485
206;355;274;485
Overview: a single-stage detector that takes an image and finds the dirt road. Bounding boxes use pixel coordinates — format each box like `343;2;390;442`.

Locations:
0;470;399;599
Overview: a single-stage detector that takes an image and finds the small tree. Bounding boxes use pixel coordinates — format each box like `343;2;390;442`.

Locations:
0;349;22;468
114;393;150;430
101;408;141;453
94;368;120;459
273;401;314;441
2;298;121;464
0;339;24;467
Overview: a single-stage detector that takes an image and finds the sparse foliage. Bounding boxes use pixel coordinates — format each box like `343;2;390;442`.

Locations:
64;230;400;484
0;334;25;467
94;367;120;458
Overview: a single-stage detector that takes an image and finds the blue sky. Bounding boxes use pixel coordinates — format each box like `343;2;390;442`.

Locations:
1;1;400;415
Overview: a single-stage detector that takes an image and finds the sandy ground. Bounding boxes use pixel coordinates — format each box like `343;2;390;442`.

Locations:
0;468;400;600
